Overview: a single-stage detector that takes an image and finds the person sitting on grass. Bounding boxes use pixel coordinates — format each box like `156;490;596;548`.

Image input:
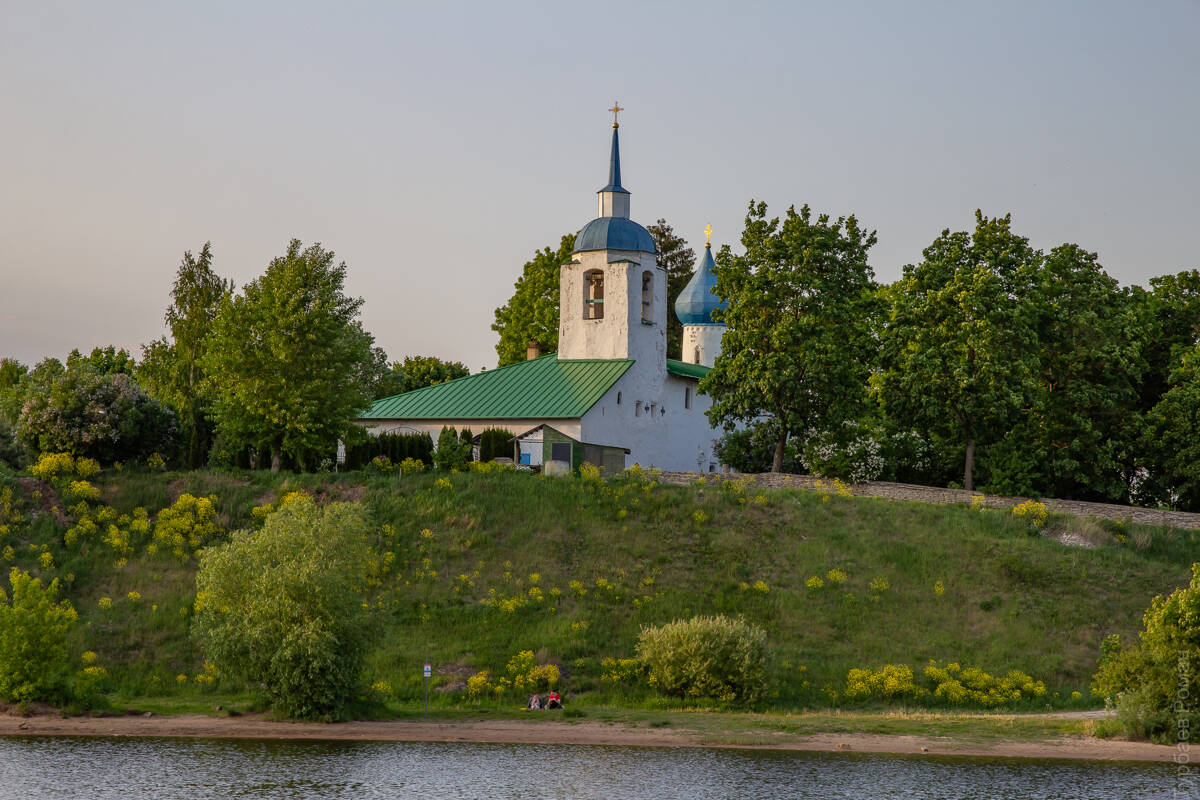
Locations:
527;693;541;710
545;690;563;709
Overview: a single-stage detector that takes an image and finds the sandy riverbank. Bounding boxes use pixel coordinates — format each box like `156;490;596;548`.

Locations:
0;711;1176;763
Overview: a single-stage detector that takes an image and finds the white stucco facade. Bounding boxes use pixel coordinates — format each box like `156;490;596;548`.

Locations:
578;373;723;471
681;324;725;368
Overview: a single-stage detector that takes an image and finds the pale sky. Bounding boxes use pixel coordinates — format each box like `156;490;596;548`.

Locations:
2;1;1197;371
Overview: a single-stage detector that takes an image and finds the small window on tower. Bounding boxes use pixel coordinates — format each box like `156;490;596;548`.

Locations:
693;347;701;363
641;271;654;324
584;269;604;320
684;385;692;409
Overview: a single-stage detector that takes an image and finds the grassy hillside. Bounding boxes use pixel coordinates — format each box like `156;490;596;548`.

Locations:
1;465;1196;712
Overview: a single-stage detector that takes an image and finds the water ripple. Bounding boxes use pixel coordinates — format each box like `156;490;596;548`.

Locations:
0;736;1179;799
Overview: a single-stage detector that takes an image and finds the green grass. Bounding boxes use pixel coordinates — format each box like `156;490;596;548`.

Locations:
1;465;1196;715
569;707;1093;744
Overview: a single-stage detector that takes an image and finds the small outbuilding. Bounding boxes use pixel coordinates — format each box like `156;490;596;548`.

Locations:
509;424;629;475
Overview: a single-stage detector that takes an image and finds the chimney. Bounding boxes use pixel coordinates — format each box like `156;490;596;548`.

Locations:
526;339;541;361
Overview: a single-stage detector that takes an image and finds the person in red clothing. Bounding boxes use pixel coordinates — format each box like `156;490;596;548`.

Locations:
545;690;563;709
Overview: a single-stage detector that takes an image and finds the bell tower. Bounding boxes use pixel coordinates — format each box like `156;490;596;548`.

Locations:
558;105;665;374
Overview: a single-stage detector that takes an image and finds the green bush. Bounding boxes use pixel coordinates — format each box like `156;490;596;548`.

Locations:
923;661;1046;706
478;428;512;462
434;426;469;471
17;371;177;465
459;427;474;462
713;425;782;474
844;663;924;700
152;493;224;559
636;614;768;705
343;432;434;470
1092;562;1200;742
365;455;393;474
192;495;375;719
0;568;78;704
0;416;26;468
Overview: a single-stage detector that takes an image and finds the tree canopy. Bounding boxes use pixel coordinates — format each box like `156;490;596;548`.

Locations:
702;201;878;472
1144;345;1200;510
984;244;1146;501
192;495;374;719
203;239;385;471
492;234;575;366
874;212;1040;491
65;346;136;376
374;355;469;399
140;242;232;468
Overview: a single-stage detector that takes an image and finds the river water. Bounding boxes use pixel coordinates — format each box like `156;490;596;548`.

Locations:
0;737;1186;799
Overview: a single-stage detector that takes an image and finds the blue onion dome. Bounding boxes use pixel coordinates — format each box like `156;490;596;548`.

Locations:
674;243;727;325
573;217;657;254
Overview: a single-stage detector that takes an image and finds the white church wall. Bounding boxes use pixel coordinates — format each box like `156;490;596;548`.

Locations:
682;324;725;368
579;374;725;472
660;375;725;472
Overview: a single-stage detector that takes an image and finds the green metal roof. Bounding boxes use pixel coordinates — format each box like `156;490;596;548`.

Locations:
361;355;633;420
666;359;709;380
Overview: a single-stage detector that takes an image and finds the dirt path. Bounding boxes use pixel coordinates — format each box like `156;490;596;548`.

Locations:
0;712;1175;763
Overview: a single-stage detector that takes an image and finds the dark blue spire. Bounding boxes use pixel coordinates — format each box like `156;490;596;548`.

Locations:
600;125;627;193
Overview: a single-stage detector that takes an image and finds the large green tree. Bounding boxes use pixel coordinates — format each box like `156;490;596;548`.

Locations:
374;355;469;399
874;212;1040;491
492;234;575;366
1145;345;1200;510
204;240;385;472
140;242;232;468
193;495;374;719
647;219;696;360
702;201;879;472
985;244;1145;501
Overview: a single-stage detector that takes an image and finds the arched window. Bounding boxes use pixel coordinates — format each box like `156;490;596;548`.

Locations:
684;385;692;409
641;271;654;324
693;347;701;363
616;391;622;405
584;269;604;320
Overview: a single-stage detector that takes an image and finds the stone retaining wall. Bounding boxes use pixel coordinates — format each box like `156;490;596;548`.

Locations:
655;471;1200;530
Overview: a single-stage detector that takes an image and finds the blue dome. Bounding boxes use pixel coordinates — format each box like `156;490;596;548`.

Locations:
674;246;727;325
573;217;657;254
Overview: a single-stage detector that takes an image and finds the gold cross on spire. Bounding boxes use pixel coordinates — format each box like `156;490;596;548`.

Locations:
609;101;623;128
704;223;713;247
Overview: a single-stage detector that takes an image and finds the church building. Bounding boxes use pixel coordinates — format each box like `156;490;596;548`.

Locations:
358;107;730;472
